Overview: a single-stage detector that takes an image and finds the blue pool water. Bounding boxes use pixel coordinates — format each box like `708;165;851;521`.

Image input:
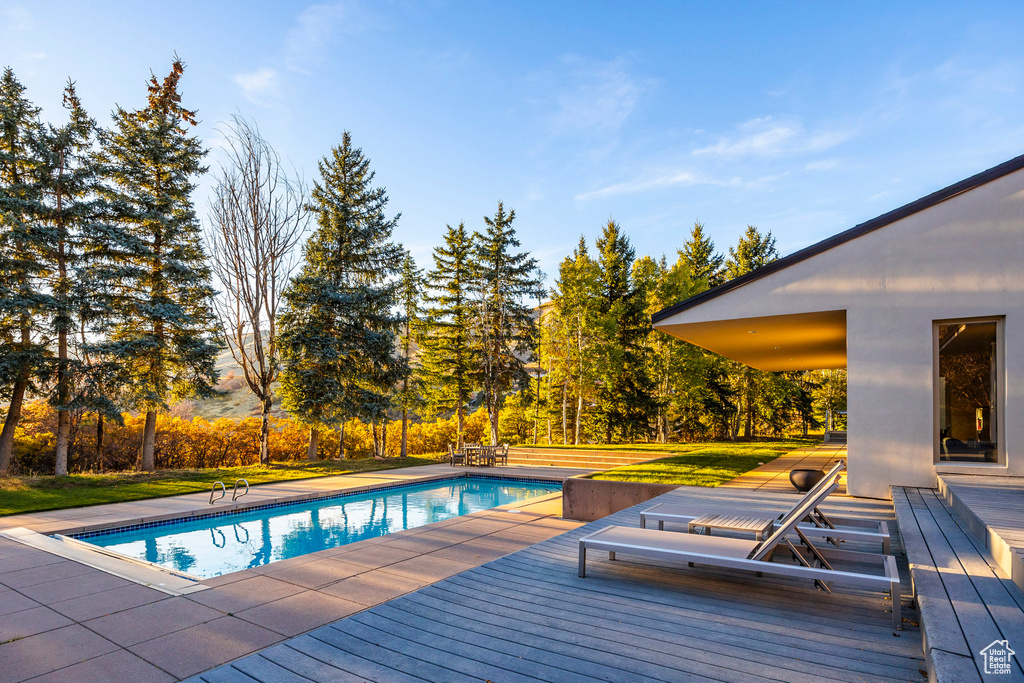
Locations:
78;477;561;578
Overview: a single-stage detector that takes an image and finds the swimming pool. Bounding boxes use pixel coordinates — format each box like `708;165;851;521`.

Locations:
74;476;561;578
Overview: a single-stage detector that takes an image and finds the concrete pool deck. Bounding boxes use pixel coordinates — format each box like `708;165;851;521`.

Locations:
0;464;588;682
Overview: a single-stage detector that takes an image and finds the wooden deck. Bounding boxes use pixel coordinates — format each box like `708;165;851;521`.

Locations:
188;484;923;682
938;474;1024;593
893;485;1024;681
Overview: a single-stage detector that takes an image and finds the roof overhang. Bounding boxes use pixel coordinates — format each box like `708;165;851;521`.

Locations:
655;310;847;372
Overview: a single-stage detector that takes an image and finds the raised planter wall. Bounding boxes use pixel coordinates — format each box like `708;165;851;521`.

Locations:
562;476;678;522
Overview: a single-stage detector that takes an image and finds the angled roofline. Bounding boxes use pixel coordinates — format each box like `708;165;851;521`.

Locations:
652;152;1024;324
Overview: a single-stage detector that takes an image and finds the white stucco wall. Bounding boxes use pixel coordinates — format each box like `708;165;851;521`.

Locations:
656;168;1024;498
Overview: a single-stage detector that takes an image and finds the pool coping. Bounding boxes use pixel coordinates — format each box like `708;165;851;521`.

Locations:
0;464;579;538
68;473;563;541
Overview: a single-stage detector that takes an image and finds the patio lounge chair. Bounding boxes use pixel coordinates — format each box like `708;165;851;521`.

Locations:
639;461;891;553
579;478;903;630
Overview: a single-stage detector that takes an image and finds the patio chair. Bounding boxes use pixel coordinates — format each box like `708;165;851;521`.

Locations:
579;479;902;629
495;443;509;466
639;460;891;552
447;444;466;467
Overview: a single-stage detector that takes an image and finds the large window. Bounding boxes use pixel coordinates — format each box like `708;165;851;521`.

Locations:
936;319;1001;463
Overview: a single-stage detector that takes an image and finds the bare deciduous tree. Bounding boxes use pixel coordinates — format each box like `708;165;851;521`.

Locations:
207;116;309;464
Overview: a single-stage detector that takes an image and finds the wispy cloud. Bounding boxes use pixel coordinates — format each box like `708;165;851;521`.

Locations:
547;55;654;135
575;170;741;201
806;158;839;171
694;116;856;159
2;5;31;32
284;2;375;73
233;68;281;105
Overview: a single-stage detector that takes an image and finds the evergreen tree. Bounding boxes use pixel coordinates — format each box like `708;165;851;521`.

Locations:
724;224;778;280
35;82;99;474
419;222;477;447
723;224;781;438
278;132;405;460
397;251;422;457
678;220;724;289
90;58;221;471
594;220;656;442
472;202;541;445
0;67;47;475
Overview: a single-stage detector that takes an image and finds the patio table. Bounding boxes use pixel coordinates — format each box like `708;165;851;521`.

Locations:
687;513;775;541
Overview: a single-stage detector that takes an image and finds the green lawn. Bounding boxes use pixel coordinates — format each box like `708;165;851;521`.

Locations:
0;456;443;517
588;440;812;486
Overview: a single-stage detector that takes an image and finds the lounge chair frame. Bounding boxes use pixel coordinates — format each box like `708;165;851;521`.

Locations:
639;460;891;553
579;478;903;630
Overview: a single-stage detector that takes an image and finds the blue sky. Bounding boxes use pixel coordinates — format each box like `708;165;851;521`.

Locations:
4;1;1024;284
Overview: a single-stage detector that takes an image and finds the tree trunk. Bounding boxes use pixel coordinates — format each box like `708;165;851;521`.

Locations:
141;410;157;471
0;365;29;475
307;426;319;461
561;386;568;445
55;410;70;476
575;393;583;446
401;408;408;458
490;402;499;446
259;396;272;465
371;422;380;456
338;422;345;459
456;399;465;449
381;419;388;458
55;232;70;475
96;413;104;470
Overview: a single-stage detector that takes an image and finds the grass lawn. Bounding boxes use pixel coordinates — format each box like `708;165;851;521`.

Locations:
0;456;443;517
588;440;813;486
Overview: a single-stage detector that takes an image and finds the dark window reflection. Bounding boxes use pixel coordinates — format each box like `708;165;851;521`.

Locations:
938;321;998;463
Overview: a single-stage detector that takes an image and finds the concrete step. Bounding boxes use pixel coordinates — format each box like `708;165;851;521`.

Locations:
824;431;847;444
505;448;657;470
505;458;637;469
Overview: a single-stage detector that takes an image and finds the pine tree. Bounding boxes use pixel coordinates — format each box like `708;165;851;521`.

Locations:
397;251;422;458
0;67;47;475
724;224;781;438
724;224;778;280
678;220;724;289
594;220;656;442
278;132;405;460
419;223;477;447
35;82;99;474
90;58;221;471
472;202;541;445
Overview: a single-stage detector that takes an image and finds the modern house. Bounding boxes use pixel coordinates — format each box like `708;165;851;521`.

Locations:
653;154;1024;498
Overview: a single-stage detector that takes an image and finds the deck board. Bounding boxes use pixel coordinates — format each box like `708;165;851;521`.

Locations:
187;484;923;682
938;474;1024;597
894;484;1024;682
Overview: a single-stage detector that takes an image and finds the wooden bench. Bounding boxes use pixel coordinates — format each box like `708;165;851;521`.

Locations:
892;486;1024;682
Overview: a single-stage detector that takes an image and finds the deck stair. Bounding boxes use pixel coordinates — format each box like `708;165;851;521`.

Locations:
824;430;847;444
505;447;655;470
892;486;1024;681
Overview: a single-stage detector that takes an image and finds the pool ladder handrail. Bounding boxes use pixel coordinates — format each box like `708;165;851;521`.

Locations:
209;481;227;504
232;479;249;501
